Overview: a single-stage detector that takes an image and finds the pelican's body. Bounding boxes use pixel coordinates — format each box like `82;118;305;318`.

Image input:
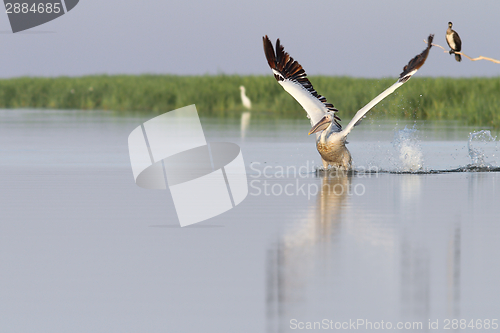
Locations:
239;85;252;110
263;35;433;170
317;133;352;169
446;22;462;62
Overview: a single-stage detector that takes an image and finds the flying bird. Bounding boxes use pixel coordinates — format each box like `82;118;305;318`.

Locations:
239;85;252;110
263;34;433;170
446;22;462;62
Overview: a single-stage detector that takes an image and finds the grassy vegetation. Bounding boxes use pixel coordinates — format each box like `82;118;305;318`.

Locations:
0;75;499;127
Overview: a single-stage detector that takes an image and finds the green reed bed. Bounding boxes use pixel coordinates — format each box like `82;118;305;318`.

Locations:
0;75;498;127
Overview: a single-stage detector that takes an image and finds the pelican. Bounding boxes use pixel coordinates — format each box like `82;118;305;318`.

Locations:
446;22;462;62
239;85;252;110
263;34;433;170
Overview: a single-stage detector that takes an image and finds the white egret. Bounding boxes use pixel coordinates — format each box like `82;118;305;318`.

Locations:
239;86;252;139
239;86;252;110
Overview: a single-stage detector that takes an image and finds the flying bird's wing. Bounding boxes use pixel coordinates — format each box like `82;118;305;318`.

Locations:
399;34;434;81
341;34;434;136
263;35;341;130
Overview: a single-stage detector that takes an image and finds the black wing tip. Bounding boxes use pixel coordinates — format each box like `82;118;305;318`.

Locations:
398;34;434;81
263;35;277;71
262;35;290;79
262;35;341;125
427;34;434;45
263;35;305;82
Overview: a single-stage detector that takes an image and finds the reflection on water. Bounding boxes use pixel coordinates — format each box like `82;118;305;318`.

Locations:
267;173;350;332
241;111;251;139
398;175;430;324
264;170;495;333
447;224;461;319
1;110;499;333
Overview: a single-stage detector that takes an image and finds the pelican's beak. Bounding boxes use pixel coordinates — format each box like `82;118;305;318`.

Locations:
308;115;331;135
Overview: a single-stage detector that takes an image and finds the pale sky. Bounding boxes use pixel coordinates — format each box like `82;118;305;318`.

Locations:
1;0;499;78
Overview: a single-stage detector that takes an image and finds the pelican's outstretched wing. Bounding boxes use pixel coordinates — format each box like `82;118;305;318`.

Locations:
263;35;341;130
341;34;434;136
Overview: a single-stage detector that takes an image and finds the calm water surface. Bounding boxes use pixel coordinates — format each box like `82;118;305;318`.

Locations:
0;110;499;333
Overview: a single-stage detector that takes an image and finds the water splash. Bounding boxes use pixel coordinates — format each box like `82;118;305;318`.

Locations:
392;125;423;172
468;130;497;167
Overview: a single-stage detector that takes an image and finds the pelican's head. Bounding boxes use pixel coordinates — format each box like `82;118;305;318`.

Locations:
448;22;453;28
239;85;245;92
308;112;334;135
